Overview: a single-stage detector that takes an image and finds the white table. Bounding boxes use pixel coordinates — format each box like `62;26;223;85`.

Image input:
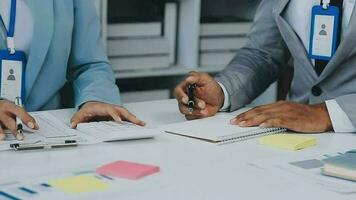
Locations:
1;99;356;200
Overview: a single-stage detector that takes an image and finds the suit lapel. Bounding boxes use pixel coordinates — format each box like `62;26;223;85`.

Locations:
25;0;54;100
274;0;318;80
318;2;356;82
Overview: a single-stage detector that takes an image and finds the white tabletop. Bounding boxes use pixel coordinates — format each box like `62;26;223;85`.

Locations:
1;99;356;200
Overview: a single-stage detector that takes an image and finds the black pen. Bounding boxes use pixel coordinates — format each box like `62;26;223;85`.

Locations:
187;84;196;113
14;97;24;140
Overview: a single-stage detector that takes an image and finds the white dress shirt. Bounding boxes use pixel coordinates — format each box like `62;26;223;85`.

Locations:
0;0;33;56
219;0;356;133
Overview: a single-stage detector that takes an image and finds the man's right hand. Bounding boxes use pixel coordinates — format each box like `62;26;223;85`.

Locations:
174;72;225;120
0;100;39;140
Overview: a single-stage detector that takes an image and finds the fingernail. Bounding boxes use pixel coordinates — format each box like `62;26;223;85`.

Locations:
27;122;35;129
114;117;123;123
238;121;247;127
16;132;24;141
259;123;268;128
230;118;237;124
32;122;39;130
187;76;194;82
182;97;188;104
71;122;76;129
198;101;205;109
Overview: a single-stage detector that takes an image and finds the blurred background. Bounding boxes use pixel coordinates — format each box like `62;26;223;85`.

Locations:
91;0;280;106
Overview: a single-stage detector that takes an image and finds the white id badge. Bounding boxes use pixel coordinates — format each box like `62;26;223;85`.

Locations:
309;5;340;61
0;50;26;101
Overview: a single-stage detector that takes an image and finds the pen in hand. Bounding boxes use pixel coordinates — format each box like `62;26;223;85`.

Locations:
187;84;196;114
14;97;24;141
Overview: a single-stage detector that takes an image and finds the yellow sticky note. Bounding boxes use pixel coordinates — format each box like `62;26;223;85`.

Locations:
259;134;317;151
49;175;110;194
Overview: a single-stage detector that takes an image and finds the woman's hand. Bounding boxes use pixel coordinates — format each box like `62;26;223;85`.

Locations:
70;101;146;128
0;100;39;140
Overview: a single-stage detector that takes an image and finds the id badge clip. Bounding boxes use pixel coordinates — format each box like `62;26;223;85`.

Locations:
309;4;340;61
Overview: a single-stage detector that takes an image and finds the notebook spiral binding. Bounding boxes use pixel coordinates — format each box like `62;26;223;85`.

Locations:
217;128;287;145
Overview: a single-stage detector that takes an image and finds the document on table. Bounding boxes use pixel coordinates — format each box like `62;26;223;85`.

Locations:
0;172;114;199
0;112;99;151
248;155;356;194
0;112;159;151
76;121;157;142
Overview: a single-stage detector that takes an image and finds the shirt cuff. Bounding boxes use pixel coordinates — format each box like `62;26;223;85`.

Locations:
217;82;231;111
325;99;356;133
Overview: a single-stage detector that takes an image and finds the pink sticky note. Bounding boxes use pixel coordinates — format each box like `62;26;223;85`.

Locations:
96;160;160;180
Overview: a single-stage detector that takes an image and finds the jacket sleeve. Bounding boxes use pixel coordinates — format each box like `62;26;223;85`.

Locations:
215;0;290;111
67;0;121;108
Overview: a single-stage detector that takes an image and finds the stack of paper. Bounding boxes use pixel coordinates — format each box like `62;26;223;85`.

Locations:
322;150;356;181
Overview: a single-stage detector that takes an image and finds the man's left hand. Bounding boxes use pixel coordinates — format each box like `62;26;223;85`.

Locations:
70;102;145;128
230;101;332;133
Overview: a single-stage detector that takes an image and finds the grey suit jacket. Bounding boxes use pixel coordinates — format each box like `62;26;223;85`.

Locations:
215;0;356;127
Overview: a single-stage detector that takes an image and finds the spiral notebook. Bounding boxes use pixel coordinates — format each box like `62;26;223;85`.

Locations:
164;113;286;145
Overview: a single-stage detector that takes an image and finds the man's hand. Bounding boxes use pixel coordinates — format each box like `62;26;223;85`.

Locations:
0;100;39;140
230;101;332;133
70;102;145;128
174;72;225;120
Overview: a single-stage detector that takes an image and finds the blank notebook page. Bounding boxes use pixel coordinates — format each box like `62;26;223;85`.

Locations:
164;113;261;142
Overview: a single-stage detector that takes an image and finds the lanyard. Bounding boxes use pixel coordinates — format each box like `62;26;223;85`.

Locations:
0;0;17;54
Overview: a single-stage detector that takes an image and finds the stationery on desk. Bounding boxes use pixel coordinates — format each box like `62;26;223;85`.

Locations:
164;113;286;145
172;85;286;145
322;150;356;182
187;84;196;114
259;134;317;151
0;160;161;199
96;160;160;180
14;96;24;141
0;112;159;151
49;175;111;194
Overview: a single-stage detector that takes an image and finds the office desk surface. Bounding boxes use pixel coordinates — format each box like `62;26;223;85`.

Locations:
1;99;356;200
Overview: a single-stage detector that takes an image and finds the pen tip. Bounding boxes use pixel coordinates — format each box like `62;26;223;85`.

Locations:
16;132;24;141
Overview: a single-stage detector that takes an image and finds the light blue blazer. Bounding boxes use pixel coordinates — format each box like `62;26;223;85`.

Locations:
0;0;121;111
